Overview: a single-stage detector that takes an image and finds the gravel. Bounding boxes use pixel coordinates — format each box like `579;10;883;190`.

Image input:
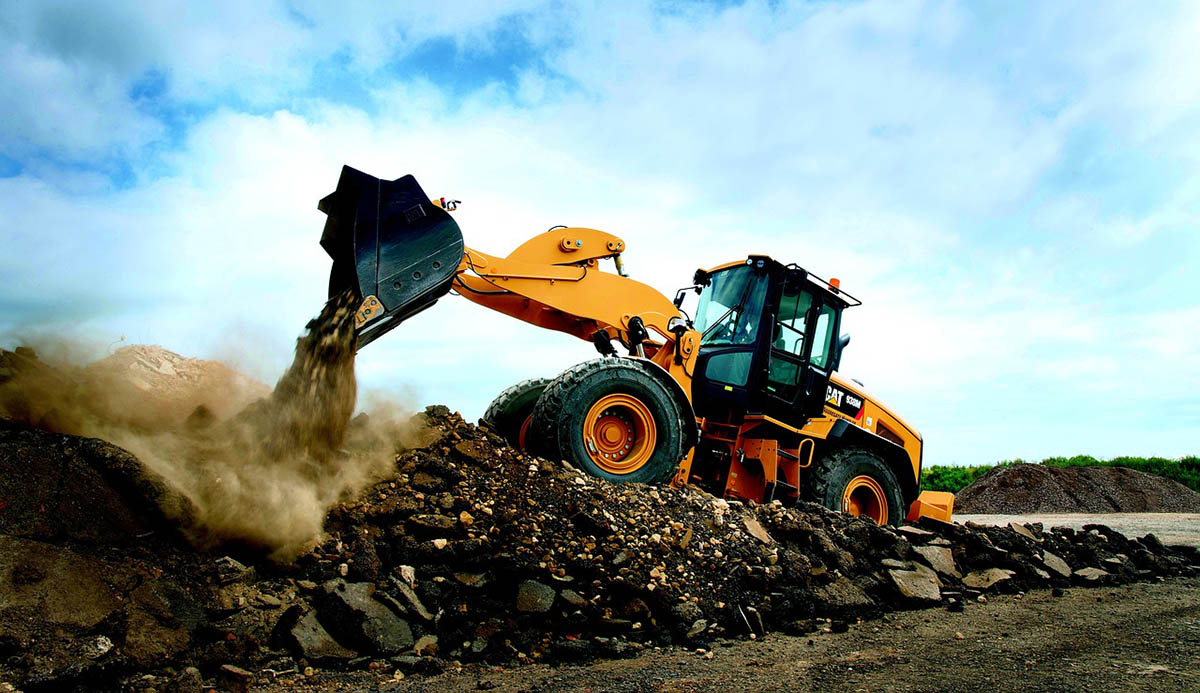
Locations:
955;463;1200;514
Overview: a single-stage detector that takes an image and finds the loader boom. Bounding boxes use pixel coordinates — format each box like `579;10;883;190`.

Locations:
320;166;698;375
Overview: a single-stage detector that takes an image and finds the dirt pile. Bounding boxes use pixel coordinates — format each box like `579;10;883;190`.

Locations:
0;291;424;559
4;406;1194;690
0;344;268;434
85;344;271;426
955;463;1200;514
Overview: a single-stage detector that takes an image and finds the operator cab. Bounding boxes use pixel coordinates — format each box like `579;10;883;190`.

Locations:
685;256;859;428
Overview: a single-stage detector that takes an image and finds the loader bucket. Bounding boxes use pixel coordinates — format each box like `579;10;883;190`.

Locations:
318;166;464;349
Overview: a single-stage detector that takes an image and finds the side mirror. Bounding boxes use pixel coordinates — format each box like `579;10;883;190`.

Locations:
829;333;850;372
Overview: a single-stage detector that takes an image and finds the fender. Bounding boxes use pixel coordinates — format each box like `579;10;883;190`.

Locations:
826;419;918;505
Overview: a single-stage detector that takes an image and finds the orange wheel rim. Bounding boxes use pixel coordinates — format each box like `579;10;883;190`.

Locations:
582;393;656;475
517;414;534;450
842;475;888;525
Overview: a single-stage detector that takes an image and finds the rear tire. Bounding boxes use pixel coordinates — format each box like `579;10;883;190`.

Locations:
529;358;686;484
481;377;551;449
810;447;904;526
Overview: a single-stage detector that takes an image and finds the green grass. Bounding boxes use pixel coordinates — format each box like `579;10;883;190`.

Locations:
920;455;1200;495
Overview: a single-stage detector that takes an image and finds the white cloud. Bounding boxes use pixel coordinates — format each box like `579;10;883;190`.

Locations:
2;1;1199;465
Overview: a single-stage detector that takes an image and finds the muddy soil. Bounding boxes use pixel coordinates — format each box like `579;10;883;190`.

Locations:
293;576;1200;692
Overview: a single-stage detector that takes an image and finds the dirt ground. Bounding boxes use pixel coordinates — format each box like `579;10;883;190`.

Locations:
280;576;1199;692
957;513;1200;548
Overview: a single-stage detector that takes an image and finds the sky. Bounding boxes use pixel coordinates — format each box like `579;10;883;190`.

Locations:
1;0;1197;466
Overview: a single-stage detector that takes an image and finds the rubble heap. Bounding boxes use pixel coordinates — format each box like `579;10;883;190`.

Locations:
1;408;1198;690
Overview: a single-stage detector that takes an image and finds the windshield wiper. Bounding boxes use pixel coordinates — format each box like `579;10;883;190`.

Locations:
701;274;758;341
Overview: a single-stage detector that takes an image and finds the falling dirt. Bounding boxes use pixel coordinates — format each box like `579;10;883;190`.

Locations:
0;290;428;559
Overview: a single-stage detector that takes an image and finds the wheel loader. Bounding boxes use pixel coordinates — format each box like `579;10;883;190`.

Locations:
317;166;954;525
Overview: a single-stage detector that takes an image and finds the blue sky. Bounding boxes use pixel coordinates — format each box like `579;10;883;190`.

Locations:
1;0;1197;465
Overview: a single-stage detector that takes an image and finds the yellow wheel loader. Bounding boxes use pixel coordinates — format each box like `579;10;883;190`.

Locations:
318;166;953;525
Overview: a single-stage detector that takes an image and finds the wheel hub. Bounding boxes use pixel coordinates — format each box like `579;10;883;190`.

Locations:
842;475;888;525
583;394;656;474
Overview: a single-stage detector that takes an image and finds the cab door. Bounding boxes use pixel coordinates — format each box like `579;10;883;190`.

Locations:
763;278;841;424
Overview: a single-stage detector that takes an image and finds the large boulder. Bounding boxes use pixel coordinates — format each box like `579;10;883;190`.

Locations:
317;580;414;655
0;420;190;544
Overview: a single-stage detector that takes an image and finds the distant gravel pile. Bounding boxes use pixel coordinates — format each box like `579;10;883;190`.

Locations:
956;463;1200;514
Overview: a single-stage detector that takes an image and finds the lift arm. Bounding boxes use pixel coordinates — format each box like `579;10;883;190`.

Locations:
317;165;701;394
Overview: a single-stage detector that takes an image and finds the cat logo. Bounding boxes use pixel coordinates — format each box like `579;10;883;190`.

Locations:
826;385;864;418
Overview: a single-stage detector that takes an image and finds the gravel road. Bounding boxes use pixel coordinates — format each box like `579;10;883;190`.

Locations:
956;513;1200;548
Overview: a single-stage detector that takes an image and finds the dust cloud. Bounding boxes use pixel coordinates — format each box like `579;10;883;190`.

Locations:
0;290;429;560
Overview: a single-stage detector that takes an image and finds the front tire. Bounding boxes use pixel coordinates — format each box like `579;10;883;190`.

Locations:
810;447;904;526
529;358;686;484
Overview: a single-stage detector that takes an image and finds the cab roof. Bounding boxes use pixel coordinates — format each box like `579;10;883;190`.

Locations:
700;255;861;308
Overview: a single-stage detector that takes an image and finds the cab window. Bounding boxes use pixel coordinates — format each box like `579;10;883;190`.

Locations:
809;303;838;369
773;287;812;355
767;284;814;399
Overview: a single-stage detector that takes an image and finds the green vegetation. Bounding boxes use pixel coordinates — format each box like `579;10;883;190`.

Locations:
921;456;1200;495
919;464;1001;494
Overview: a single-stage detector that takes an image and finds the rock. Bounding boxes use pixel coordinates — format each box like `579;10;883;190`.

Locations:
122;580;196;667
887;564;942;603
687;619;709;638
1008;522;1039;542
218;665;253;693
896;525;934;542
319;580;415;655
516;580;556;613
413;634;438;656
81;635;114;659
914;545;961;579
454;572;488;587
962;568;1015;590
216;556;251;584
812;576;876;610
917;516;959;534
561;589;588;607
170;666;204;693
411;471;446;491
0;536;125;631
253;593;282;609
389;576;435;620
880;558;909;569
1041;551;1072;578
1101;557;1125;571
1074;567;1110;583
408;514;457;533
742;516;772;544
288;610;356;663
0;422;188;544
